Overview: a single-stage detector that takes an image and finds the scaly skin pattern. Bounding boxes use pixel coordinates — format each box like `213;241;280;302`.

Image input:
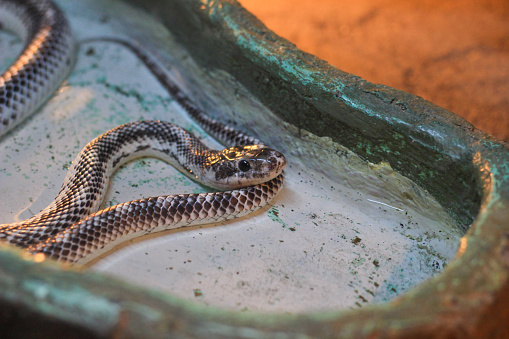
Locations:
27;173;284;264
0;121;286;263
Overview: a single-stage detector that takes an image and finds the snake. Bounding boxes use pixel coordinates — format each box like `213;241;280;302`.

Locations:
0;0;286;264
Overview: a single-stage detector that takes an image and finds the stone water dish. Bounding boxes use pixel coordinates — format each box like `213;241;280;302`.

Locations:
0;0;507;337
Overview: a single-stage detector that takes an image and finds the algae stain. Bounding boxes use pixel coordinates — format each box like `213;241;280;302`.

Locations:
267;206;288;228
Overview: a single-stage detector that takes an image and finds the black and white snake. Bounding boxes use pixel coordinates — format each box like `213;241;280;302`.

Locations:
0;0;286;264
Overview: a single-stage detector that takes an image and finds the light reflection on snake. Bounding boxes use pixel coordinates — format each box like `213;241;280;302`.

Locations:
0;0;286;264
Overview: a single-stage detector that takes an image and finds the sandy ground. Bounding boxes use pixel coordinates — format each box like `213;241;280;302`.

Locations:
241;0;509;142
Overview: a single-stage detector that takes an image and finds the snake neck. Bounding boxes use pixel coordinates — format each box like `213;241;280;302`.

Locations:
0;121;219;246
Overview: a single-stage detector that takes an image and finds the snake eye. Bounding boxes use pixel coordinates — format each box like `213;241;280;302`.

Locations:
238;160;251;172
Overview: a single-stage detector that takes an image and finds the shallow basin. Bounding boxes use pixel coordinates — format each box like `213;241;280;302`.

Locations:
0;0;508;337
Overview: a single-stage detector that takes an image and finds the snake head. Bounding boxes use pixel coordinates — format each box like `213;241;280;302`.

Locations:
203;145;286;190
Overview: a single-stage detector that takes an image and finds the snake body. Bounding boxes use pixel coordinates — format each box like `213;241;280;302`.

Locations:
0;0;286;264
0;0;75;135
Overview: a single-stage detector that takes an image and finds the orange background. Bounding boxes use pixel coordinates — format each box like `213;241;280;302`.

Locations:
241;0;509;142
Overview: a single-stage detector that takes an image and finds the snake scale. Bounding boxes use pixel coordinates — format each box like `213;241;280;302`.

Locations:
0;0;286;264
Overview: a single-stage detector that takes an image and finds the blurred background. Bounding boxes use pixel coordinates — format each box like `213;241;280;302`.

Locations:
241;0;509;142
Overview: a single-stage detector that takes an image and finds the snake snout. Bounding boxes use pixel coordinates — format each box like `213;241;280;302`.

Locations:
264;151;287;174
